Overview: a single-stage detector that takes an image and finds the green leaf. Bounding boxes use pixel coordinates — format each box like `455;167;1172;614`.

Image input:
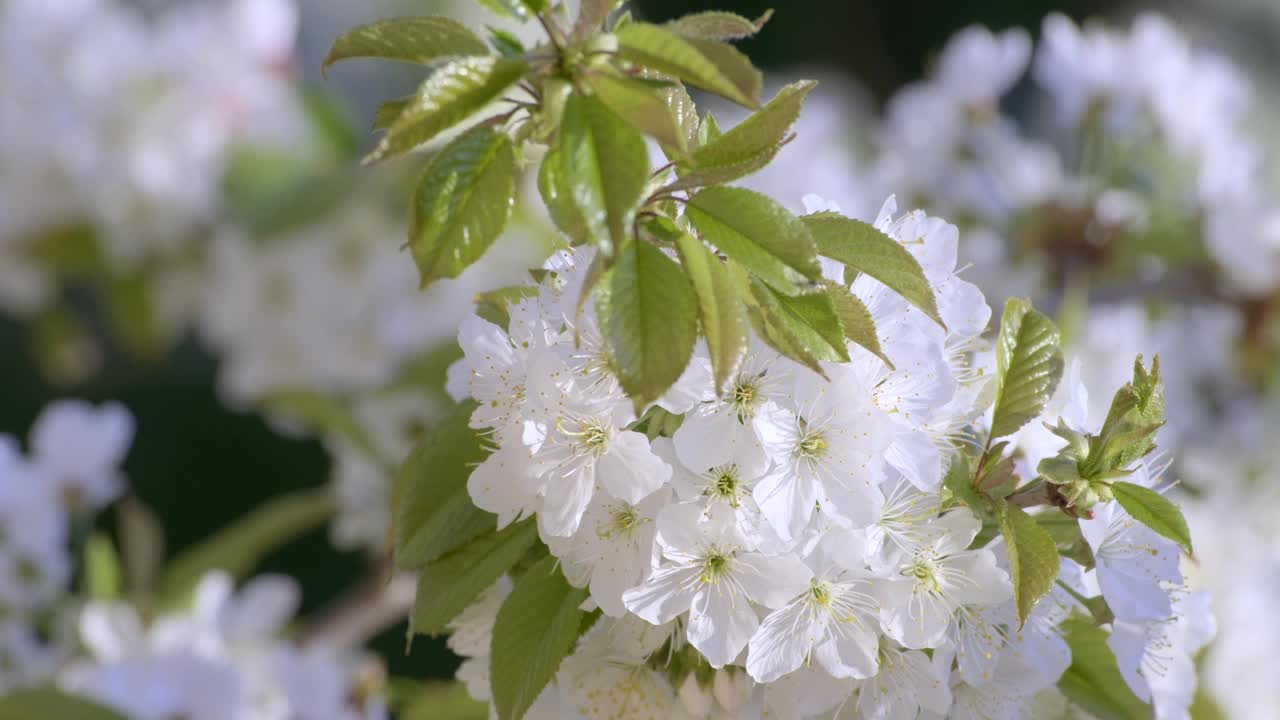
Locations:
558;92;650;255
365;56;527;163
823;280;891;368
1058;617;1153;720
0;689;127;720
615;22;760;107
411;519;538;635
801;212;943;327
395;402;496;570
117;496;166;595
476;0;535;22
373;97;410;132
665;9;772;40
1189;688;1227;720
102;270;165;359
1094;356;1166;473
475;285;541;327
659;80;700;156
944;453;985;512
491;555;591;720
587;73;688;151
322;17;489;75
538;144;589;244
685;186;821;295
684;37;763;108
699;111;723;145
669;222;749;395
401;683;489;720
488;27;527;57
745;279;848;374
156;488;336;606
409;126;517;287
990;298;1065;439
82;532;123;601
670;80;815;190
998;502;1061;627
595;239;698;411
1111;481;1193;554
1035;510;1085;548
261;389;384;465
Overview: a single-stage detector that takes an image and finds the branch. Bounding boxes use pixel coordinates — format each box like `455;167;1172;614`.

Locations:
301;565;417;650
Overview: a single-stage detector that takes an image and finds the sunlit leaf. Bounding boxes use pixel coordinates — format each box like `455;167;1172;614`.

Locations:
801;212;943;327
1111;481;1192;555
685;186;821;295
491;555;591;720
365;56;526;163
999;502;1060;626
409;126;517;287
322;17;488;74
596;238;698;411
991;298;1064;439
615;22;760;107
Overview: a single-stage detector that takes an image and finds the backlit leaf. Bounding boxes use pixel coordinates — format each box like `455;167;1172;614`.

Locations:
323;17;488;75
409;126;517;287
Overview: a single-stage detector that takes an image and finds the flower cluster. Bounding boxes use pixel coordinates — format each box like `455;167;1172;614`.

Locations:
0;0;301;316
446;197;1210;718
0;400;389;717
63;572;384;720
0;400;133;692
853;14;1279;299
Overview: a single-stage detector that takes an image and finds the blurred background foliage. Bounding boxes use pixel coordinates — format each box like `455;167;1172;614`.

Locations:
0;0;1231;685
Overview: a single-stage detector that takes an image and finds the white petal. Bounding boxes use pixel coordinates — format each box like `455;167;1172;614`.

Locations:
885;431;944;492
814;467;886;530
622;565;699;625
79;604;144;661
598;431;671;504
945;551;1013;606
931;507;982;556
538;460;596;538
687;583;758;668
734;552;813;609
747;601;818;683
467;447;539;529
815;622;880;680
1107;621;1153;703
754;465;818;541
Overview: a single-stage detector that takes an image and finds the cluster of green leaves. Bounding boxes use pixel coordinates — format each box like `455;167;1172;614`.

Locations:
940;299;1194;719
324;0;942;412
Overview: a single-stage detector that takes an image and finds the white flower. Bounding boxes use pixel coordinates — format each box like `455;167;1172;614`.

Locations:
865;479;943;570
761;665;854;720
554;488;671;617
526;391;670;539
656;436;784;554
854;645;952;720
61;571;385;720
623;504;811;668
1109;589;1215;720
753;368;889;541
447;578;512;703
28;399;133;512
1079;496;1181;622
558;618;675;720
936;26;1032;108
876;508;1012;649
746;529;882;683
929;675;1034;720
672;347;787;475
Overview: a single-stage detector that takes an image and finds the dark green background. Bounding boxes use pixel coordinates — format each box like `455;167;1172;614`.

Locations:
0;0;1118;686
